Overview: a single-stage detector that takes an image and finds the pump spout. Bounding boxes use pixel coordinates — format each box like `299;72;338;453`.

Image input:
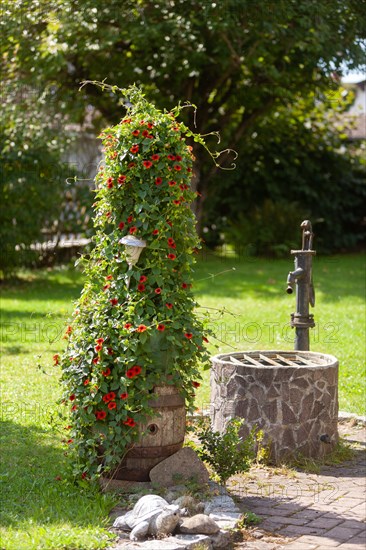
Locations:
286;267;304;294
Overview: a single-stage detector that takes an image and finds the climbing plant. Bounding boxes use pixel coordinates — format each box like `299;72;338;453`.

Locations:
58;86;217;479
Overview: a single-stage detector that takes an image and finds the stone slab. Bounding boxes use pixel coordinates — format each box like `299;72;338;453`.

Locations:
149;448;210;487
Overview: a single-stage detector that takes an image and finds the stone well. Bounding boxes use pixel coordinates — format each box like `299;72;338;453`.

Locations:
210;350;339;463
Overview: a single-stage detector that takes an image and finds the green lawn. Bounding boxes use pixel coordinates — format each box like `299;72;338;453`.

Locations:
0;253;365;549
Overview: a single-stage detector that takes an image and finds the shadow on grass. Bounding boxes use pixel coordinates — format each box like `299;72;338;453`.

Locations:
0;420;112;529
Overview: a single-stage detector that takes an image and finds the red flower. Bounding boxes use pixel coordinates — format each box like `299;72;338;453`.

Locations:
108;401;117;410
155;288;162;294
53;354;59;365
167;154;176;161
106;178;113;189
139;120;145;125
187;168;192;172
128;162;136;168
102;368;111;377
103;284;110;291
122;118;132;124
185;333;193;339
175;155;182;161
151;154;160;161
192;381;201;388
107;391;116;401
69;394;76;401
118;221;125;230
173;200;181;205
137;283;145;292
139;275;148;283
129;226;137;234
124;417;136;427
105;275;113;281
65;325;72;336
147;134;154;139
95;344;103;352
126;365;141;378
168;242;176;249
67;439;73;444
71;404;78;411
166;303;173;309
182;283;188;289
203;337;209;343
96;337;104;344
142;129;149;137
117;175;126;184
167;221;172;227
180;184;189;190
152;229;159;235
143;160;153;169
105;211;111;218
137;324;147;333
96;411;107;420
132;129;140;136
124;323;132;330
102;394;110;403
132;365;142;375
92;357;99;364
167;253;176;260
130;145;139;154
107;347;114;355
155;177;162;185
81;472;88;479
174;165;182;171
120;392;128;400
168;238;175;247
84;379;90;386
110;298;118;306
147;122;154;129
157;324;165;331
168;180;176;187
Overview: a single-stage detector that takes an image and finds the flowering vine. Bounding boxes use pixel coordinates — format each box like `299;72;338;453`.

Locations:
59;86;214;479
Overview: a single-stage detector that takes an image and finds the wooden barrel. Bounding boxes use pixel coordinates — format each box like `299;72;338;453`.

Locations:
111;385;186;481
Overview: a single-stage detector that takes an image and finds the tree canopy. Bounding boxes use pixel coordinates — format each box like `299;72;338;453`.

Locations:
1;0;365;268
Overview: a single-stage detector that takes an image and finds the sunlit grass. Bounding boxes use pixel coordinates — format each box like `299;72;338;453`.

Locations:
0;253;364;548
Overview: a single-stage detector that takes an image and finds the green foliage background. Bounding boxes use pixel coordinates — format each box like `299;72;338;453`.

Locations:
1;0;365;274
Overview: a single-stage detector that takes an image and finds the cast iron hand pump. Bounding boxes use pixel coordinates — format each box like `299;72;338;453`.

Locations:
286;220;316;351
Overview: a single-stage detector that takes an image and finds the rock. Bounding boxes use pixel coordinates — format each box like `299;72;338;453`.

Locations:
210;529;232;549
173;495;203;516
204;495;240;514
179;514;220;535
167;534;213;549
149;448;210;487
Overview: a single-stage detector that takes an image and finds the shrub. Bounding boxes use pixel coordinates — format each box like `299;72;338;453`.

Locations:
192;417;257;485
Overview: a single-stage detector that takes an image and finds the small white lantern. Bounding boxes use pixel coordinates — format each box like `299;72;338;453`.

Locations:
119;235;147;267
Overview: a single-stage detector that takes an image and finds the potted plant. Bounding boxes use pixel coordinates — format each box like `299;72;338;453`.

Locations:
58;85;214;481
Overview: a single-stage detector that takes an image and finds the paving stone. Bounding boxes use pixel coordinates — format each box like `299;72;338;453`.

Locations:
306;517;342;529
293;534;341;546
325;525;365;541
280;543;318;550
277;524;327;536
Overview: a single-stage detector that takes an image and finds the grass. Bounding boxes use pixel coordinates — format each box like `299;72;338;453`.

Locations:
193;249;366;413
0;252;364;548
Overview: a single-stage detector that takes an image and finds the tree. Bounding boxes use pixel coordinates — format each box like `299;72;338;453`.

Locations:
1;0;365;248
